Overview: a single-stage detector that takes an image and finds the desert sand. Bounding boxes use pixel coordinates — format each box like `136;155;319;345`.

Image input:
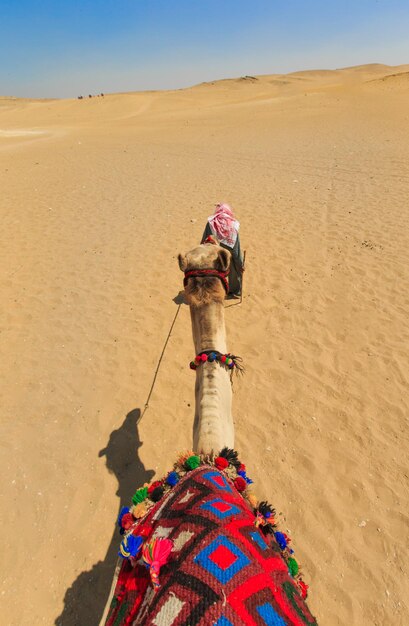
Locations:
1;63;409;625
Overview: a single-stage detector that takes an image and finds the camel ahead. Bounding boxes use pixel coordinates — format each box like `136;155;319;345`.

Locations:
179;240;234;453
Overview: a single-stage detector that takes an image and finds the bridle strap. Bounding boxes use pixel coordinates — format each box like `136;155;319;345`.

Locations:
183;268;229;293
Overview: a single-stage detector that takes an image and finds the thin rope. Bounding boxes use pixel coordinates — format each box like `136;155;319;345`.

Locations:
137;304;182;425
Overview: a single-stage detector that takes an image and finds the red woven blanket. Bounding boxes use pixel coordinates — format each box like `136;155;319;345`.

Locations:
105;466;317;625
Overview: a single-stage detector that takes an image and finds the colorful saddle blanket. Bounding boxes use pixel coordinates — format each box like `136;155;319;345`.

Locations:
104;461;317;625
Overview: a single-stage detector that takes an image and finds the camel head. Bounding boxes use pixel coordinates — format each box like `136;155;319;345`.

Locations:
178;242;231;307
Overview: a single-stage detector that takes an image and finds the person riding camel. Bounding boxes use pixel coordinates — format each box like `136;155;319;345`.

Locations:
201;202;244;297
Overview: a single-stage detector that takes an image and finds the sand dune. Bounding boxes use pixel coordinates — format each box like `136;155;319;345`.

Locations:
365;70;409;91
1;64;409;625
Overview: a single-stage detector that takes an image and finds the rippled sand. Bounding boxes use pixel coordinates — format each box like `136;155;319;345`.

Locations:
1;63;409;625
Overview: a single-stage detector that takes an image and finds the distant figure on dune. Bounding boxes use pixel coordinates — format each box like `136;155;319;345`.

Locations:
201;202;244;297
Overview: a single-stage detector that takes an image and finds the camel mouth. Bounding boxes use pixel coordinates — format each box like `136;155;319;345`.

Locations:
183;274;227;306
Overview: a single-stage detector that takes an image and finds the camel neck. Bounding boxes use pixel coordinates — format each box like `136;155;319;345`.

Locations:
189;300;233;453
189;301;227;355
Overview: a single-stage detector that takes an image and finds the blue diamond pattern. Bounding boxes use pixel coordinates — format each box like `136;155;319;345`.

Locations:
202;470;233;494
201;498;240;519
194;534;250;584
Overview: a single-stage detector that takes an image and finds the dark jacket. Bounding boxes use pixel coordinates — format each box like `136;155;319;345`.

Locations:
201;222;243;296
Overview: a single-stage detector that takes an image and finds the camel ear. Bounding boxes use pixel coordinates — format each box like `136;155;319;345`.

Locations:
178;253;188;271
216;248;230;272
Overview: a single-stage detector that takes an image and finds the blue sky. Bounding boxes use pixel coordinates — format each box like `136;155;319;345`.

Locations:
1;0;409;98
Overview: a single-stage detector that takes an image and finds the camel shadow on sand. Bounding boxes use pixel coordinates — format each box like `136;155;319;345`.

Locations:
55;408;154;626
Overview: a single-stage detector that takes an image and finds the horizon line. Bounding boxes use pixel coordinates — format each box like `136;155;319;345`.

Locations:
1;60;408;101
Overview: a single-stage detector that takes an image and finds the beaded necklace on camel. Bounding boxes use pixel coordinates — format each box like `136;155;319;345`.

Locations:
189;349;243;372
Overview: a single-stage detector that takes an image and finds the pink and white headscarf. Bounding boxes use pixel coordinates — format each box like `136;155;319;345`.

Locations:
208;203;240;248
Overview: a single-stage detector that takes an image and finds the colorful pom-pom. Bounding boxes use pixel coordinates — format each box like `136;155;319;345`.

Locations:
238;472;253;485
132;486;148;505
262;522;275;536
166;471;179;487
298;579;309;599
218;447;241;469
237;468;253;484
234;476;247;492
215;456;229;470
274;531;287;550
248;494;258;508
117;506;130;528
288;557;299;577
189;352;243;371
119;533;143;559
177;451;195;465
148;481;163;495
132;502;147;518
121;512;135;530
189;352;242;371
151;486;164;502
185;455;201;470
258;501;275;519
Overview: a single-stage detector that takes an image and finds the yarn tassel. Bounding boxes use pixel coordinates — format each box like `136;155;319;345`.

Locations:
218;447;241;470
119;534;143;559
142;538;173;590
229;354;245;374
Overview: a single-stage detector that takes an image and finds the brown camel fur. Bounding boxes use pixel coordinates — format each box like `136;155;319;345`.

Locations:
178;241;234;453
